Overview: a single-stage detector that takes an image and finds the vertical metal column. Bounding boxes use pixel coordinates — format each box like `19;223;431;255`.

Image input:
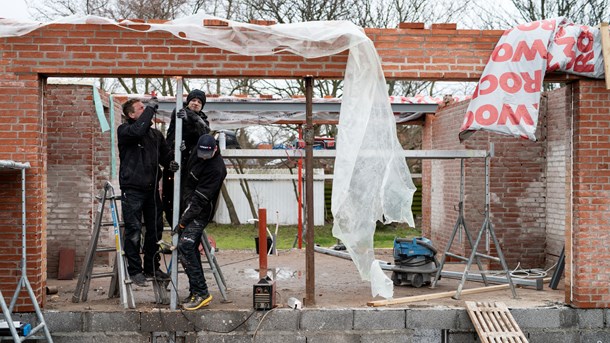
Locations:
170;77;184;310
304;76;315;306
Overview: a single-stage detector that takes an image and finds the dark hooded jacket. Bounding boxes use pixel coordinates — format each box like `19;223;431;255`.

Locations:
178;148;227;227
117;106;173;191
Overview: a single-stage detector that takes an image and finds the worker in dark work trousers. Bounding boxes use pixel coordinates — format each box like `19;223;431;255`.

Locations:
162;89;210;228
173;134;226;310
118;97;179;287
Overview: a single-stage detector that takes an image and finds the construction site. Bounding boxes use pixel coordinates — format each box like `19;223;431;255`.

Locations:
1;13;610;342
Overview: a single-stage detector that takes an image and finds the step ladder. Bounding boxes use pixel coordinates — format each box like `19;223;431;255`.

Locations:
431;153;517;300
162;229;230;304
72;181;135;309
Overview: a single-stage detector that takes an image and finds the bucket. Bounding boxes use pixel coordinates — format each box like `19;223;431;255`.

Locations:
254;236;273;255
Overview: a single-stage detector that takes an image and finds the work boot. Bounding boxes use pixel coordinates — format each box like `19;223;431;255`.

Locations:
144;269;170;280
182;294;213;310
131;273;149;287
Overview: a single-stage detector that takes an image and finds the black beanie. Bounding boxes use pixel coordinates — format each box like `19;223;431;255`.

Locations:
186;89;206;108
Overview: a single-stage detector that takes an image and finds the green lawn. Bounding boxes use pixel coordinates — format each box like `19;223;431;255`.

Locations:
201;223;421;251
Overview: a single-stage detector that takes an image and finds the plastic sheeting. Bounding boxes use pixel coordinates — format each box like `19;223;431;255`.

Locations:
460;17;605;141
0;14;416;299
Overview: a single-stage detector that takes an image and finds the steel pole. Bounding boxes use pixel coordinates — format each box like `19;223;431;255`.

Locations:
304;76;315;306
170;77;184;310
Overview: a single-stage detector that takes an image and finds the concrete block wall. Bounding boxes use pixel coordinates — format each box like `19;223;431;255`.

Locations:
6;307;610;342
423;98;548;269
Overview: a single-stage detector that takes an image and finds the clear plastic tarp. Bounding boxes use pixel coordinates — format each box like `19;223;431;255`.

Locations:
0;14;416;298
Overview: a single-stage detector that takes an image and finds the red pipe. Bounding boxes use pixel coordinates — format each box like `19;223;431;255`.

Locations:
258;208;267;279
297;127;303;249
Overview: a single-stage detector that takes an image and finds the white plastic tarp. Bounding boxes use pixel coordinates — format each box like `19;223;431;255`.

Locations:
0;14;416;299
460;17;605;141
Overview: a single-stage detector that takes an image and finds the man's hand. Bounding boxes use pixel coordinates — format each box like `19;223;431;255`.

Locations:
176;108;187;119
168;161;180;172
172;223;185;236
147;96;159;110
180;140;186;151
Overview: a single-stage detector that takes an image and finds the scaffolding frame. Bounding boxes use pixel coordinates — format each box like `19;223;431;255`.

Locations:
0;160;53;342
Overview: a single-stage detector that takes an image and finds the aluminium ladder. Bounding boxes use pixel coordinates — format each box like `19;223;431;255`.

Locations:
72;181;135;309
431;150;517;300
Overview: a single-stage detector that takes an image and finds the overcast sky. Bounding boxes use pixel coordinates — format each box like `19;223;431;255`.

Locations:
2;0;33;20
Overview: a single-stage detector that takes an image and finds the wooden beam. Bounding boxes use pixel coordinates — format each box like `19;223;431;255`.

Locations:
600;23;610;90
366;284;511;307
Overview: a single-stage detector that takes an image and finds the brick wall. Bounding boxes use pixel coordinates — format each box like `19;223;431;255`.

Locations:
423;98;548;269
570;79;610;308
544;86;571;268
0;20;605;309
45;84;120;278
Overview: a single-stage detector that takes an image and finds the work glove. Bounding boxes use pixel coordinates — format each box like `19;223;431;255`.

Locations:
180;140;186;151
172;223;185;236
168;160;179;172
176;108;187;120
147;96;159;110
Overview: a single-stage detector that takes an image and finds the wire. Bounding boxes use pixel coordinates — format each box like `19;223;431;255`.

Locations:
252;308;275;343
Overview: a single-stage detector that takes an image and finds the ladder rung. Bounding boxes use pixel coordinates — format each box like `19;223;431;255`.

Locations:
96;247;115;253
475;252;500;262
445;252;469;262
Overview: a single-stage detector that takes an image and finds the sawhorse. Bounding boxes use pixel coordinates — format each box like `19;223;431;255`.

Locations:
431;149;517;300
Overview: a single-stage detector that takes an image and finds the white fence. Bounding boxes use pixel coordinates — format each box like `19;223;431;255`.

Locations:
214;169;326;225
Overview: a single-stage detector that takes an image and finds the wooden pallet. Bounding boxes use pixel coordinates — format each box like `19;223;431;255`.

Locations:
465;301;528;343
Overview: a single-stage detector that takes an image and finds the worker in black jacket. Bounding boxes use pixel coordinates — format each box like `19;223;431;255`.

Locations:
118;98;178;287
162;89;210;228
173;134;227;310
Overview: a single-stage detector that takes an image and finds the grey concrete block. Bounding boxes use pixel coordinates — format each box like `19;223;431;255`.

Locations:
300;309;353;330
303;333;361;343
511;308;562;328
406;309;459;329
360;330;413;343
412;328;442;343
448;331;479;343
580;330;610;342
141;310;195;332
245;309;299;331
198;332;307;343
526;330;577;343
354;309;406;330
84;311;140;331
51;332;149;343
197;310;253;332
43;311;83;332
577;309;604;329
455;310;475;331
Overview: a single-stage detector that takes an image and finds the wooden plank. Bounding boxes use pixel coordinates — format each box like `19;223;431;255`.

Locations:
465;301;528;343
600;23;610;90
367;284;510;307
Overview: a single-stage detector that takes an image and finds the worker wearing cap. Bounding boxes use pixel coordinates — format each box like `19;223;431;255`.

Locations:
173;134;227;310
163;89;211;228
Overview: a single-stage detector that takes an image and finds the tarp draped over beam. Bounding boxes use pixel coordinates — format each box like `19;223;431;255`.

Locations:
0;14;417;299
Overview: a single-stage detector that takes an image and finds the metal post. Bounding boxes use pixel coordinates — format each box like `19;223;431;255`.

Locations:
298;126;303;249
170;77;184;310
304;76;315;306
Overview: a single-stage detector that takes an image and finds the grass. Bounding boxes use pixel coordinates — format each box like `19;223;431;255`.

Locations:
201;222;422;251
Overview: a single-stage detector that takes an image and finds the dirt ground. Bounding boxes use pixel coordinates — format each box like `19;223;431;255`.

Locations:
46;248;565;312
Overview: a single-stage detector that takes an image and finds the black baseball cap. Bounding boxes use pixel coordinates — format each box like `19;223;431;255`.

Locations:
197;134;217;159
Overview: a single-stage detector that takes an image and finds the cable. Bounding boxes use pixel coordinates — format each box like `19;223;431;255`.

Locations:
252;308;275;343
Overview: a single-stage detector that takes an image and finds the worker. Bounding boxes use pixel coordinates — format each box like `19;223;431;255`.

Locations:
173;134;227;310
162;89;210;228
118;97;178;287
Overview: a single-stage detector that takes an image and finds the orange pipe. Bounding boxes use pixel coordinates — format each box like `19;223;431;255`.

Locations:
258;208;267;279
